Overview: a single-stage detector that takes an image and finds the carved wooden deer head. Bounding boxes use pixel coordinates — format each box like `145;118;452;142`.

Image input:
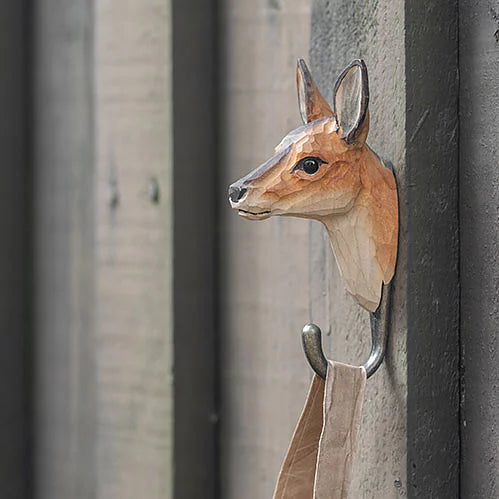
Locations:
228;60;398;312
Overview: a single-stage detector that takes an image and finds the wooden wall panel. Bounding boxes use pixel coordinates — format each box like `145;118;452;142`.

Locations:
33;2;174;498
218;2;312;497
460;0;499;495
32;2;96;497
219;0;458;496
0;2;30;497
172;0;218;496
94;1;173;497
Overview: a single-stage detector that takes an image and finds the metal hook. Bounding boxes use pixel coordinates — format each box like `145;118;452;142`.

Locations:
301;282;392;379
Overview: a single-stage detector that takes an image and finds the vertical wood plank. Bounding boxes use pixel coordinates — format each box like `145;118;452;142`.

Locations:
219;2;312;497
33;2;174;498
219;0;460;495
95;1;173;497
406;1;459;495
310;1;407;495
172;0;218;496
0;2;30;497
32;2;96;497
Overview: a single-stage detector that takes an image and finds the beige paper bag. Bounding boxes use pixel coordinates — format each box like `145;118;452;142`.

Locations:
273;361;366;499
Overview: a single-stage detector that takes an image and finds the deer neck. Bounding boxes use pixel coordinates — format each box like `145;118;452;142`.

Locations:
320;152;398;312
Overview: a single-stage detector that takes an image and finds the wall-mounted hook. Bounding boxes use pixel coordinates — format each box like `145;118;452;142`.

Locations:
302;282;392;379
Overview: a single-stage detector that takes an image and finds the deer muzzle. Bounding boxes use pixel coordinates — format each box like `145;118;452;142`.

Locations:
228;181;271;220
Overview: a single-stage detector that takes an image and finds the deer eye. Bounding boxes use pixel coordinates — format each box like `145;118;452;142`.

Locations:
293;156;326;175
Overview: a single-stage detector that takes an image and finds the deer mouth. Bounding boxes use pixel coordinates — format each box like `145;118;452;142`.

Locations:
238;209;271;220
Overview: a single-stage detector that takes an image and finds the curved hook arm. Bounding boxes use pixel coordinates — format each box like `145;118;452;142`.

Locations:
301;282;392;379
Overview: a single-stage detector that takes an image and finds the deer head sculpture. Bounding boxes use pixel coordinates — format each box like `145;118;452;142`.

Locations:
228;59;398;313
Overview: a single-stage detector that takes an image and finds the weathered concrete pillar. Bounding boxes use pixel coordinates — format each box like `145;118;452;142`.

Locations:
0;3;30;497
310;1;407;495
460;1;499;496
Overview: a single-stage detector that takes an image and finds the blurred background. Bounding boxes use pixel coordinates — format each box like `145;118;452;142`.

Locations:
1;0;497;498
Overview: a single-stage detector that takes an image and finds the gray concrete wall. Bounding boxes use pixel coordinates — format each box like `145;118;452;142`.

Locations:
172;0;218;496
310;1;407;496
29;1;464;496
460;1;499;496
310;1;460;495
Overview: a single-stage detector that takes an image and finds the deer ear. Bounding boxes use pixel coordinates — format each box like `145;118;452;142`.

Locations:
296;59;334;124
333;59;369;144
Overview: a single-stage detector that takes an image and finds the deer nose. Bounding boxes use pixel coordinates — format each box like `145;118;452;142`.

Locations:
228;185;247;204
